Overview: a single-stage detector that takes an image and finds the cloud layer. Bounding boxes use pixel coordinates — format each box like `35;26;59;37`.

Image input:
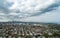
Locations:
8;0;60;17
0;0;60;23
22;7;60;23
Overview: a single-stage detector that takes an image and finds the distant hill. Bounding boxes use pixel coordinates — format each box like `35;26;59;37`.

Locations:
0;21;59;24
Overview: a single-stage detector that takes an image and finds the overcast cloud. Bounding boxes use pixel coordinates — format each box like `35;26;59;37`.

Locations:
0;0;60;23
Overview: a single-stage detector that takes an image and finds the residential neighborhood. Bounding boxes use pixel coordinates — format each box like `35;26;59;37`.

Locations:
0;22;60;38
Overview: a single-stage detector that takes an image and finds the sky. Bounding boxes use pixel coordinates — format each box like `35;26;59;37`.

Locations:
0;0;60;23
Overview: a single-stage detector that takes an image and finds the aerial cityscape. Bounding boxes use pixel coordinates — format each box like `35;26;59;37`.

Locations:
0;0;60;38
0;22;60;38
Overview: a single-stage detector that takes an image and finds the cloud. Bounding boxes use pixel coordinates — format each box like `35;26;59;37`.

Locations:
22;6;60;23
9;0;60;17
0;0;60;22
0;0;14;13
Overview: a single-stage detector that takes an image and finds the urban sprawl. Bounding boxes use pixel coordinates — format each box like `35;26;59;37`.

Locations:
0;22;60;38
